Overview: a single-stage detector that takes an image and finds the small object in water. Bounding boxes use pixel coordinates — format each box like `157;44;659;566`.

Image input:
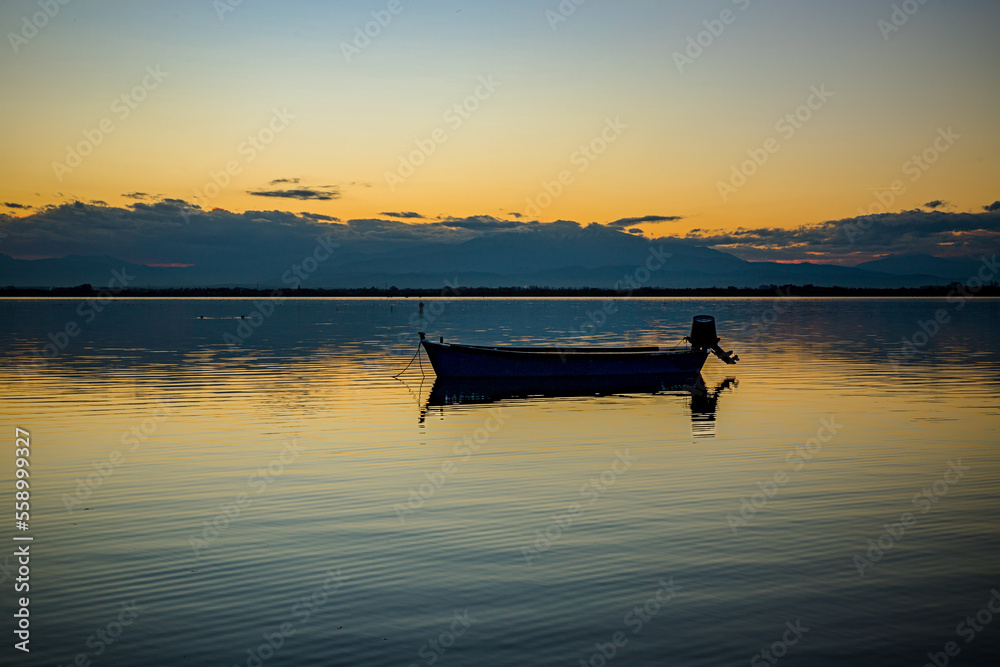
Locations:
420;315;738;378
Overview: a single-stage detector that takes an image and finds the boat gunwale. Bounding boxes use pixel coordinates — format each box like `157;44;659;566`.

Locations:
425;341;696;357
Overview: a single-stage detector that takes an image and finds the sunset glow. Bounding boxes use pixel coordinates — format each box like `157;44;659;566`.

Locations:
2;0;997;247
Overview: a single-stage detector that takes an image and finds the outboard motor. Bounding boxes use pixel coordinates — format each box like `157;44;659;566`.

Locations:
687;315;739;365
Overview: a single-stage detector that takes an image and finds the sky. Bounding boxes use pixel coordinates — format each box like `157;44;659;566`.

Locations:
1;0;998;265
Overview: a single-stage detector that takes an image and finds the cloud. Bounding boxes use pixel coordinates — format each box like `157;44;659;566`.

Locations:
380;211;425;219
923;200;948;209
606;214;683;230
669;209;999;262
247;184;340;200
0;200;346;267
121;192;153;200
269;178;300;185
1;201;996;275
984;200;1000;212
0;204;600;269
433;215;525;231
301;212;340;222
128;200;195;215
4;202;30;209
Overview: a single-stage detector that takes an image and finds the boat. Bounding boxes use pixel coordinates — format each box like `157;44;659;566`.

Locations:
421;373;737;437
418;315;737;379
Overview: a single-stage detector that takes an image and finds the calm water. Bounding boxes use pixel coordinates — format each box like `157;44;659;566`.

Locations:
1;297;998;666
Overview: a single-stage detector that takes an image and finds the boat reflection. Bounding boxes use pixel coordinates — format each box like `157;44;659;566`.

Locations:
414;373;737;438
689;375;738;438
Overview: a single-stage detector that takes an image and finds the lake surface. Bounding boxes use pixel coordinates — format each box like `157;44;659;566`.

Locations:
1;297;998;666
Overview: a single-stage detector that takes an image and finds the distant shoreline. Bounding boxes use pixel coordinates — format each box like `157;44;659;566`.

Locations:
2;284;998;298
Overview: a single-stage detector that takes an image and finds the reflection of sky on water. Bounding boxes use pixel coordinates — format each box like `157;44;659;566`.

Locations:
0;297;998;666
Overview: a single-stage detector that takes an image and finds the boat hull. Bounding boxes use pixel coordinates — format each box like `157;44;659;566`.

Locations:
427;373;704;405
420;340;709;378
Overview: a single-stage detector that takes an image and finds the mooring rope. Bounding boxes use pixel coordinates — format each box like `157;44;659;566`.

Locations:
393;340;426;379
667;336;690;351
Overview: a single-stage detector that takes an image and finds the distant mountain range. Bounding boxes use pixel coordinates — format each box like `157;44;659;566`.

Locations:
0;235;992;290
852;254;989;280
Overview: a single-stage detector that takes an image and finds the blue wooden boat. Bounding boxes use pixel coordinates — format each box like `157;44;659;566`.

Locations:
419;315;737;379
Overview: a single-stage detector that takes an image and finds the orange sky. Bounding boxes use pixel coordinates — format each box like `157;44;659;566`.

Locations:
1;1;998;238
